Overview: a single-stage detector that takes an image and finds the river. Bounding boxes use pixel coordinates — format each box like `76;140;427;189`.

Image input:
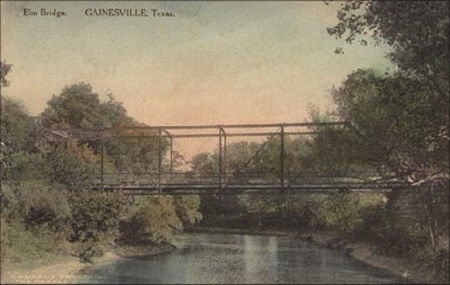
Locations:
77;232;407;284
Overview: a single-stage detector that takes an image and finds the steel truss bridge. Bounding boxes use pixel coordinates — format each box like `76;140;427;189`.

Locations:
47;122;409;195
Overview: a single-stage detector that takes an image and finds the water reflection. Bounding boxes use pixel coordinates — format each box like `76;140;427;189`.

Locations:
79;233;406;284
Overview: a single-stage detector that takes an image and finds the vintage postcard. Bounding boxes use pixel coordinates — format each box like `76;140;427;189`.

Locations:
1;1;448;284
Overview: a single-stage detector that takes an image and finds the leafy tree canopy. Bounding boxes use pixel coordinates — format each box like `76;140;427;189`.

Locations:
324;1;449;185
40;83;135;129
327;1;449;81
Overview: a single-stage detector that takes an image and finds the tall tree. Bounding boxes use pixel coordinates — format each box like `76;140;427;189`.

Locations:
40;83;135;129
327;0;449;185
326;1;449;262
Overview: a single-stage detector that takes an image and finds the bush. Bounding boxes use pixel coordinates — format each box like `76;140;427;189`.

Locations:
378;221;429;257
68;190;126;244
354;203;389;241
322;193;363;234
118;196;182;245
174;195;203;226
44;141;98;191
21;184;72;234
1;219;72;270
1;181;72;234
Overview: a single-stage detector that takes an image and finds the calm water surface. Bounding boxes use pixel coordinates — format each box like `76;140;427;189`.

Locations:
78;233;406;284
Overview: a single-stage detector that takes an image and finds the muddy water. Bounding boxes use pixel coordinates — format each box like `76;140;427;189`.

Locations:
78;232;407;284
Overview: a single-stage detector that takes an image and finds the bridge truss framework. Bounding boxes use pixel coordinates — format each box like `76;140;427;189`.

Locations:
48;122;409;195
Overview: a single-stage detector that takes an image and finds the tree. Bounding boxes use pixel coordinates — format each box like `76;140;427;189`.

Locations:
327;1;449;159
1;60;13;188
68;188;126;260
329;69;448;183
119;196;182;245
1;97;34;152
327;1;449;79
327;1;449;267
40;83;135;129
0;61;12;87
173;195;202;226
0;97;35;181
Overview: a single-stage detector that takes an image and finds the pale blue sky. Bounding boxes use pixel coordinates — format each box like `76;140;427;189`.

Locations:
1;1;393;126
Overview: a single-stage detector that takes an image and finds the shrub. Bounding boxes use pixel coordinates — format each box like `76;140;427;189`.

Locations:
68;189;126;244
323;193;363;234
354;203;389;241
174;195;203;226
119;196;182;245
44;141;98;191
379;221;429;257
21;185;72;234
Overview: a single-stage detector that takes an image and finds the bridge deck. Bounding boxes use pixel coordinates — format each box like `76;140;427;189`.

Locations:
93;182;409;195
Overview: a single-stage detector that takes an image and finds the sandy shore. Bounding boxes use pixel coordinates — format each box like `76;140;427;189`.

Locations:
1;252;120;284
1;243;176;284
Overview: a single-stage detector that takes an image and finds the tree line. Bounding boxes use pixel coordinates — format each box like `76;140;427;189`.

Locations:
0;78;202;268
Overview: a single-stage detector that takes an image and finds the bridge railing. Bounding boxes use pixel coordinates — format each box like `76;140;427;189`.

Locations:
93;171;384;190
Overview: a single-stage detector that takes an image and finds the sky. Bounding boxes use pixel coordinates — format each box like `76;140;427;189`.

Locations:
1;1;394;128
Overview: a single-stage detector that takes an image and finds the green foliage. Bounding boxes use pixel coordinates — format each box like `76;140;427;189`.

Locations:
112;136;167;175
1;181;69;228
40;83;135;129
354;203;388;241
0;60;13;87
285;195;328;231
1;182;73;270
1;219;72;270
20;183;72;234
174;195;203;225
0;96;34;152
379;221;429;257
68;190;126;244
327;1;449;80
119;196;182;245
0;78;202;269
190;152;218;175
322;193;363;233
44;141;99;190
326;1;449;268
1;97;35;181
326;1;449;184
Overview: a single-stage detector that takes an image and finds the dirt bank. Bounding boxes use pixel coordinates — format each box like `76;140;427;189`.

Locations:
1;251;120;284
1;243;176;284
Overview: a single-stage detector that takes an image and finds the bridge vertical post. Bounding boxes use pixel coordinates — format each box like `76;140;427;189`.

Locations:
161;129;173;184
100;138;104;191
169;136;173;179
222;128;227;185
280;124;285;189
158;128;162;194
218;127;222;189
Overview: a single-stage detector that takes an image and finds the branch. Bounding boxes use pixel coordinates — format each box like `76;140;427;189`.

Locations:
410;173;450;187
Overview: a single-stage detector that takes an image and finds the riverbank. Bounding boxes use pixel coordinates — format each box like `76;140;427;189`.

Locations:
1;251;120;284
1;243;176;284
190;226;446;284
296;231;450;284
